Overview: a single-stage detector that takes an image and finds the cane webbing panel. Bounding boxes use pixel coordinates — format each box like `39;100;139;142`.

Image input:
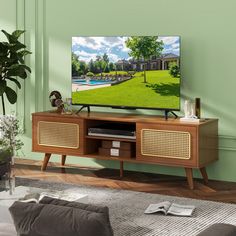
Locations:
38;121;79;148
141;129;191;159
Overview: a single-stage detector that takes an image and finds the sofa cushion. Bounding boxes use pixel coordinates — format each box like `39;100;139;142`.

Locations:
197;223;236;236
40;196;113;235
40;196;110;217
9;199;113;236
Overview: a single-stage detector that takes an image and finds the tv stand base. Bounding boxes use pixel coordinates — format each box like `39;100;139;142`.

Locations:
185;167;208;189
41;153;51;171
164;110;178;120
120;161;124;178
61;155;67;166
76;105;90;114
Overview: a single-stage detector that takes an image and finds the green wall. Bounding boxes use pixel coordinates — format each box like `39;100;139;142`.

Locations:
1;0;236;181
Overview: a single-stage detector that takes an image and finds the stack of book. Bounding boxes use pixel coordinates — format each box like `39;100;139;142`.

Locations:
99;140;135;159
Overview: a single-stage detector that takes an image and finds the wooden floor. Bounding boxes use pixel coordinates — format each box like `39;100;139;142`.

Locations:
14;159;236;204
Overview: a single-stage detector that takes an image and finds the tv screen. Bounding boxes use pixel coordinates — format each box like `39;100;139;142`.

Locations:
72;36;180;110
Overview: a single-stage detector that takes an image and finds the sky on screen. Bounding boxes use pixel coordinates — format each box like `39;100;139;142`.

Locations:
72;36;180;63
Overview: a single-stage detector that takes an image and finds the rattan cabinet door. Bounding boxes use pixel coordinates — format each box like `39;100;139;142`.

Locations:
38;121;80;149
136;123;198;167
32;115;84;156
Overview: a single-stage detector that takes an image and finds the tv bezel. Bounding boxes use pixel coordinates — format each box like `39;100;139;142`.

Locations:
71;35;181;112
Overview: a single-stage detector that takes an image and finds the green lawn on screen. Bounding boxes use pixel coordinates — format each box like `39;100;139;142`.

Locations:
72;70;180;109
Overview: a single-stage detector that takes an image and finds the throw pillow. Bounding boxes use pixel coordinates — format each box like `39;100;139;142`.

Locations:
9;200;113;236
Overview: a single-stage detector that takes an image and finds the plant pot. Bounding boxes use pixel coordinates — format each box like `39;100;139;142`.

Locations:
0;150;11;177
0;161;10;177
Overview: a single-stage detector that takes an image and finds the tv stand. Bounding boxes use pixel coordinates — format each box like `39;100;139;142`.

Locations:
32;111;218;189
76;105;90;114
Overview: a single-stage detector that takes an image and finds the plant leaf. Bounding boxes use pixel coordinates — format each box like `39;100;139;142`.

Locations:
8;42;26;52
0;55;16;64
5;86;17;104
17;50;32;63
17;56;24;64
0;80;7;96
22;64;31;73
0;42;8;56
9;51;22;64
7;77;21;89
1;30;17;43
7;64;31;78
12;30;25;39
18;50;32;57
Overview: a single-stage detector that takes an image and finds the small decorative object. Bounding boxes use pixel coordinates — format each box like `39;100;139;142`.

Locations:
49;91;64;113
63;98;72;114
189;102;195;118
195;98;201;119
49;90;62;106
181;99;203;123
183;100;196;118
183;100;191;118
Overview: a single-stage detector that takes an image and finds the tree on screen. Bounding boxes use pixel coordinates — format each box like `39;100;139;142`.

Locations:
125;36;163;83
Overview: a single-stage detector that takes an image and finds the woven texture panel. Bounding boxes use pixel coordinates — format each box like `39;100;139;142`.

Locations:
38;121;79;148
141;129;191;159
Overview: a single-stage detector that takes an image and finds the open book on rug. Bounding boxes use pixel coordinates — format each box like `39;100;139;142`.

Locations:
19;190;87;203
19;193;41;203
144;201;195;217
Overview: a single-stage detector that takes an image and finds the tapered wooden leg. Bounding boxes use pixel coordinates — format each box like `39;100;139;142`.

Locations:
200;167;208;184
185;168;194;190
120;161;124;178
61;155;67;166
41;153;51;171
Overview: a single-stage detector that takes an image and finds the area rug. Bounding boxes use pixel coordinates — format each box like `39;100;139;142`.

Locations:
15;178;236;236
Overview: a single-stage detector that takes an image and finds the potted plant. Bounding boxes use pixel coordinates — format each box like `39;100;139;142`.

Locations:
0;29;31;177
0;29;31;115
0;115;23;177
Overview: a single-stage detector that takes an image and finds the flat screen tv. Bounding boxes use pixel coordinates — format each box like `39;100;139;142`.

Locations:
71;36;180;111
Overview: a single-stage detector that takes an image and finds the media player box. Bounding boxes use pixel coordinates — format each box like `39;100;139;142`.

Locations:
102;140;132;150
98;147;134;159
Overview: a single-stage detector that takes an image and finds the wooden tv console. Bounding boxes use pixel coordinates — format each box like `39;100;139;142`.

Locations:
32;111;218;189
